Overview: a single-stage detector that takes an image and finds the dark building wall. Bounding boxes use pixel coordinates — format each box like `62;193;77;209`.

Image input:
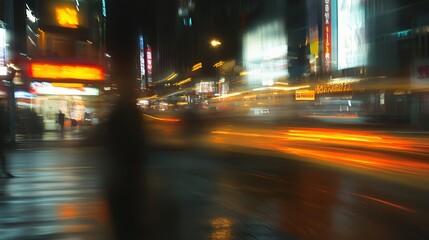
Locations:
154;0;308;82
367;0;429;77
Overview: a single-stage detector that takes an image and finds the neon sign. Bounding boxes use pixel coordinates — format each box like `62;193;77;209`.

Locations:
29;63;104;81
56;7;79;28
146;46;153;83
324;0;331;72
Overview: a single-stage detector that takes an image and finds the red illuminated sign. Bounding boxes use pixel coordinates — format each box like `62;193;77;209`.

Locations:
28;62;104;81
417;65;429;79
146;46;153;83
324;0;331;72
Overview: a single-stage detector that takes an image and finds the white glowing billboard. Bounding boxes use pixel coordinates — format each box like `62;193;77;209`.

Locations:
337;0;367;70
30;82;99;95
243;20;288;87
0;27;6;76
196;81;215;94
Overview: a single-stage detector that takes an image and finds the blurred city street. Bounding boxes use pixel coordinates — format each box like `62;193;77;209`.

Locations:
1;118;429;239
2;0;429;239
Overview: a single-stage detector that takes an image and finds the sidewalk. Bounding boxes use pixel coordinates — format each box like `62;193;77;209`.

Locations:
1;141;294;239
9;127;92;149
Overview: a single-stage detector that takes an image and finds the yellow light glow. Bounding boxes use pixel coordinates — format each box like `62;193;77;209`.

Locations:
143;114;180;122
210;39;221;47
213;61;224;68
30;63;103;81
56;7;79;28
252;85;310;92
51;83;84;88
167;73;178;81
295;90;315;101
175;78;192;86
192;62;203;71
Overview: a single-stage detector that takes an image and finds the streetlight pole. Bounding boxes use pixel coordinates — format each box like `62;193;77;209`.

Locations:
6;67;16;143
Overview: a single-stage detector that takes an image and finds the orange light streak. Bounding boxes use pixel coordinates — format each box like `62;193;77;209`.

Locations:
143;114;181;122
353;193;415;212
288;129;383;142
210;127;429;180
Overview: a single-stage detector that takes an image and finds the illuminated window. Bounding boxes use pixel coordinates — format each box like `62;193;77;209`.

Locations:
56;7;79;28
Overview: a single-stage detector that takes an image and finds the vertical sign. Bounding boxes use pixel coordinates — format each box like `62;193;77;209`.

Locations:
101;0;106;17
146;45;153;83
323;0;331;72
0;27;7;76
139;35;146;88
307;0;319;74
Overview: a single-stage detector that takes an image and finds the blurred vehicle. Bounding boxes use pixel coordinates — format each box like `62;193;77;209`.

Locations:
249;107;270;116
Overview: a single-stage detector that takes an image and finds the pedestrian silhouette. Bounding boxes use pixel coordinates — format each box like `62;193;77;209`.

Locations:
57;110;65;132
104;96;147;239
0;105;14;178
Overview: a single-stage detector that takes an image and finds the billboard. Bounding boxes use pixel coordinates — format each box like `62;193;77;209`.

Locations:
39;0;88;28
337;0;367;70
243;20;288;87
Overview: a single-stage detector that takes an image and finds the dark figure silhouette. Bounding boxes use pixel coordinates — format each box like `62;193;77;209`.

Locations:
0;106;13;178
104;0;180;238
57;110;65;132
104;97;146;239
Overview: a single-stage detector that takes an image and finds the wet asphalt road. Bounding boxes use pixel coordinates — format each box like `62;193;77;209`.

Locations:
1;142;429;240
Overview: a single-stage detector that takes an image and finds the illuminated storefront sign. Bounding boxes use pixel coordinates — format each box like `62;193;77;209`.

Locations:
29;63;104;81
51;83;84;88
30;82;99;95
196;81;215;94
15;91;36;99
295;90;315;101
56;7;79;28
315;82;363;94
323;0;331;72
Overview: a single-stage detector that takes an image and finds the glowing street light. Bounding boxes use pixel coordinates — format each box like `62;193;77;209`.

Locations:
210;39;221;47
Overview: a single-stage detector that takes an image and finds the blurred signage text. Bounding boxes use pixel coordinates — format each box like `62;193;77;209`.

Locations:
56;7;79;28
324;0;331;72
295;90;315;100
29;62;104;81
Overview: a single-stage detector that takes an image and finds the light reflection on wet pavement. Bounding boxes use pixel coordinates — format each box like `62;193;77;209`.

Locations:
1;143;429;239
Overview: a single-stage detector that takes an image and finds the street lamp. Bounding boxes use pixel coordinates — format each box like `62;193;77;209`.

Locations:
210;39;221;47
